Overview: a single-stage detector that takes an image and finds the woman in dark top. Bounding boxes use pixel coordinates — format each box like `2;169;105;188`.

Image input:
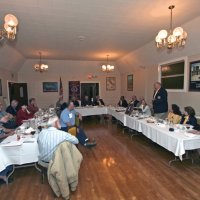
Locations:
180;106;199;130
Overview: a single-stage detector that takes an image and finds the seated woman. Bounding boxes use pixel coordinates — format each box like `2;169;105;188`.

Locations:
180;106;200;130
16;105;34;126
167;104;182;124
139;99;151;116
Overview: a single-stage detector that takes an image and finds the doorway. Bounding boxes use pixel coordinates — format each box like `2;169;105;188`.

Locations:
81;83;99;101
8;82;28;106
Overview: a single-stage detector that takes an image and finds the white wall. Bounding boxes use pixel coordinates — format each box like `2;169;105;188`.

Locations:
117;16;200;114
18;59;121;108
0;68;18;108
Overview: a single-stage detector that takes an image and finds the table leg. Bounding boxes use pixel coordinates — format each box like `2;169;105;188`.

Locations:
169;151;194;166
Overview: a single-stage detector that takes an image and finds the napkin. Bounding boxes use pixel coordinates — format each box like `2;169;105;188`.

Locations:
25;127;35;134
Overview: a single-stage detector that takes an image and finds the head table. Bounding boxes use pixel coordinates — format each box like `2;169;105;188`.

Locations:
1;106;200;174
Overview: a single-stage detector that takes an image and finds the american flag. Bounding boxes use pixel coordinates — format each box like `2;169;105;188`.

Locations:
59;77;63;98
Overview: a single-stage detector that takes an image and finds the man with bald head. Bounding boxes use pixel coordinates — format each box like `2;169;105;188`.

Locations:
152;82;168;120
38;117;79;162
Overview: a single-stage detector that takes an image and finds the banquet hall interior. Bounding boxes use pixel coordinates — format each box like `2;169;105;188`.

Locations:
1;0;200;200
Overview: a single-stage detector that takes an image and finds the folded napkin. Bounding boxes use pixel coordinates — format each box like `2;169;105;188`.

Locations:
25;127;35;134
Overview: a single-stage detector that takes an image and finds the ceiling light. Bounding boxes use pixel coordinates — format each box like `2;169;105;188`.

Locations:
0;14;18;41
101;55;115;73
155;5;187;49
33;52;49;72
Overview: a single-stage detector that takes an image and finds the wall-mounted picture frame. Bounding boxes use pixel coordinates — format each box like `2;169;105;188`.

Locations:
127;74;133;91
106;77;116;91
0;79;2;96
158;57;187;92
189;60;200;91
43;82;58;92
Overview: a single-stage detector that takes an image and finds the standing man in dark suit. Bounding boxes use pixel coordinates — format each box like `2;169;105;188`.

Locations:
152;82;168;119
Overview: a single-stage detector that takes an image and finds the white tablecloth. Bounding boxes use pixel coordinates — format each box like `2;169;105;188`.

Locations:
1;106;200;172
0;134;39;172
76;106;108;116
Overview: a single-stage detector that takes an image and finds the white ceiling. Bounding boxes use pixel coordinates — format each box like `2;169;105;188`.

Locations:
0;0;200;61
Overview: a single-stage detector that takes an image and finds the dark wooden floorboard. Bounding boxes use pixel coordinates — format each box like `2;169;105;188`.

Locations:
1;120;200;200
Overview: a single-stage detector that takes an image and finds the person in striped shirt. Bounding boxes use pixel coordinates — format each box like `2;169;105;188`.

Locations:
38;117;79;162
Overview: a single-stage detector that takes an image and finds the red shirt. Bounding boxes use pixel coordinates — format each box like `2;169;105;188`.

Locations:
27;104;39;115
16;109;33;126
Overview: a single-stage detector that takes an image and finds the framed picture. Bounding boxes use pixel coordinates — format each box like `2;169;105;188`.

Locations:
0;79;2;96
158;57;187;92
43;82;58;92
127;74;133;91
189;60;200;91
106;77;116;91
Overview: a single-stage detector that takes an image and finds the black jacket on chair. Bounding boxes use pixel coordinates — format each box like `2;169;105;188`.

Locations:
153;87;168;114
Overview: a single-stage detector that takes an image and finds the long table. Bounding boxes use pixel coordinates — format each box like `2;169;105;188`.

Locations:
1;106;200;173
76;106;200;161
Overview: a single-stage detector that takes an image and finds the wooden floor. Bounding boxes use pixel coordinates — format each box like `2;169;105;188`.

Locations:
1;119;200;200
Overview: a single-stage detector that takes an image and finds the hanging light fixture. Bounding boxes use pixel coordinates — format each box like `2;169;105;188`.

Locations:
155;5;187;49
0;14;18;41
33;52;48;72
101;55;115;72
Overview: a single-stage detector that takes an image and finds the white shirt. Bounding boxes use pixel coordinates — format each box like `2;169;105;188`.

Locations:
37;127;79;162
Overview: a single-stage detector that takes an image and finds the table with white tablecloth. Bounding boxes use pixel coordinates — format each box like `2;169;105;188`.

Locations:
0;134;39;172
125;115;200;160
75;106;108;116
1;106;200;173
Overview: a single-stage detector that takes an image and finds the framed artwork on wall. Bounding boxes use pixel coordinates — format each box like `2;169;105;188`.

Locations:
189;60;200;91
127;74;133;91
158;57;187;92
0;79;2;96
43;82;58;92
106;77;116;91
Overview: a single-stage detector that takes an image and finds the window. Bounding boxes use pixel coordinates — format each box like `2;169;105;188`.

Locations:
158;57;187;92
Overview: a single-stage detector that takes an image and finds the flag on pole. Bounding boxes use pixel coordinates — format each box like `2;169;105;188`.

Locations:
59;77;63;98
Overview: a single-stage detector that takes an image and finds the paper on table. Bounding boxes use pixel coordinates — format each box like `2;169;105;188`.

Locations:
0;135;23;146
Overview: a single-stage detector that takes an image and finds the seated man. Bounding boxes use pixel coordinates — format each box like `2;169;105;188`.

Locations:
81;96;92;107
71;96;80;107
0;101;16;129
93;96;105;106
129;95;139;107
16;105;33;126
6;100;19;117
38;117;79;162
0;119;15;141
60;102;96;147
27;98;39;115
118;96;128;108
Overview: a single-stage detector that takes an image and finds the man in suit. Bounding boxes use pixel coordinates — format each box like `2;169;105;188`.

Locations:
6;100;19;117
118;96;128;108
152;82;168;120
129;95;139;107
93;96;105;106
81;96;92;107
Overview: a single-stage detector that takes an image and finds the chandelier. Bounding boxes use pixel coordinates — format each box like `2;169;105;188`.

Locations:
33;52;48;72
101;55;114;72
155;5;187;49
0;14;18;41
